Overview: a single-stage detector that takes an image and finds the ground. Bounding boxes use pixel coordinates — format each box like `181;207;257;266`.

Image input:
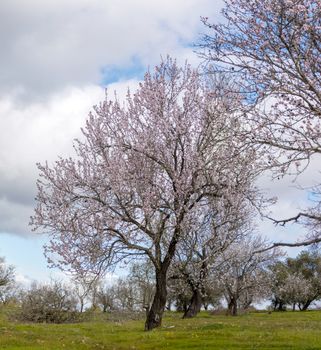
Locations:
1;307;321;349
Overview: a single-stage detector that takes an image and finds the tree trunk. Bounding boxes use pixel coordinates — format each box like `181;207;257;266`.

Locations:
183;288;202;318
301;300;312;311
145;269;167;331
227;297;238;316
232;298;238;316
292;303;295;311
80;300;84;313
277;301;285;311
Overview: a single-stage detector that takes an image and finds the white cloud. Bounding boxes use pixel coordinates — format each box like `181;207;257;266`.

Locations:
0;81;141;235
15;272;33;286
0;0;223;101
0;0;224;236
255;157;321;254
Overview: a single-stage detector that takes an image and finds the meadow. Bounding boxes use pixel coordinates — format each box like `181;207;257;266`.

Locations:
1;308;321;350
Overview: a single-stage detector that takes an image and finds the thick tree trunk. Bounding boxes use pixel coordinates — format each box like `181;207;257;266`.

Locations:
183;288;202;318
145;269;167;331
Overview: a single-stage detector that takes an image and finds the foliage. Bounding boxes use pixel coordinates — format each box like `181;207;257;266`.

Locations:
269;250;321;310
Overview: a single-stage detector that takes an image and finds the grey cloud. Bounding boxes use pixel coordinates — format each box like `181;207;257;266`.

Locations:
0;0;223;103
0;0;226;236
0;197;33;235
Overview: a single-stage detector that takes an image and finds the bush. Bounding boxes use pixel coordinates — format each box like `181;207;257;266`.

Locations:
18;280;79;323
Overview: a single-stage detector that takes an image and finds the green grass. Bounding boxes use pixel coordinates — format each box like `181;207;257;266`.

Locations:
1;308;321;349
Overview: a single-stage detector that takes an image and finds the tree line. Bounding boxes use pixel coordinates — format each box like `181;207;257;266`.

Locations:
2;248;321;323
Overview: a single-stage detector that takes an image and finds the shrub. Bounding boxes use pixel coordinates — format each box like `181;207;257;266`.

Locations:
19;280;79;323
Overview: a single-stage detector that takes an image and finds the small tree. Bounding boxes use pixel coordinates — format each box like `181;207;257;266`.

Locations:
96;283;117;312
269;261;288;311
0;257;15;305
128;260;155;315
0;257;14;288
72;276;96;313
216;236;281;316
114;278;137;311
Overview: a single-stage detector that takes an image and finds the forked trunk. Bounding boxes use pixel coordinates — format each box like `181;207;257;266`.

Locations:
145;269;167;331
183;288;202;318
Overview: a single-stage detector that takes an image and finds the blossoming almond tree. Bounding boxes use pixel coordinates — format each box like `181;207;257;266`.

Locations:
31;57;259;330
201;0;321;245
215;236;281;316
170;190;257;318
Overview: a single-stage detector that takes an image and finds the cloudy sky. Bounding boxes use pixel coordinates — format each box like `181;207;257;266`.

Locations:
0;0;317;284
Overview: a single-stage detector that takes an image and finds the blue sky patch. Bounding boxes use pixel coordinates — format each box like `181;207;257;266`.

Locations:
100;56;146;86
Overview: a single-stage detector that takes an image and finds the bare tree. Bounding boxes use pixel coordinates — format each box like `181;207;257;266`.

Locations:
96;282;117;312
72;277;93;313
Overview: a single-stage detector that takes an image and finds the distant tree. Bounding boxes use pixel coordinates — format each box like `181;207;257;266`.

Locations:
216;237;281;316
96;282;117;312
167;275;191;313
170;194;256;319
280;273;316;311
0;282;19;305
72;276;96;313
31;57;259;330
0;257;14;288
128;261;155;315
269;261;288;311
0;257;15;305
270;250;321;311
113;278;137;311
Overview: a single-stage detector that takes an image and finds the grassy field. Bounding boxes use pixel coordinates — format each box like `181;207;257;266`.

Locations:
1;308;321;349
